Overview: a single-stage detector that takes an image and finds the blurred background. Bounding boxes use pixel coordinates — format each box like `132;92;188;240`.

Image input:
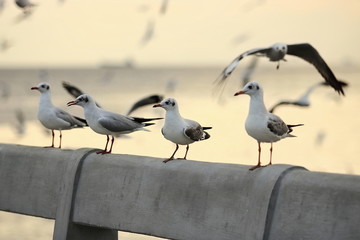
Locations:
0;0;359;239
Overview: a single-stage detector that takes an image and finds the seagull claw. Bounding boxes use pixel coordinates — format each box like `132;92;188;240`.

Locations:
163;158;174;163
249;164;262;171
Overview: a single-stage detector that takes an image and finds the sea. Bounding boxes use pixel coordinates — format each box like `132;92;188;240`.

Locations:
0;64;359;239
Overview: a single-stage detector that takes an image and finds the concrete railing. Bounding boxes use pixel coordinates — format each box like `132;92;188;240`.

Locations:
0;143;359;240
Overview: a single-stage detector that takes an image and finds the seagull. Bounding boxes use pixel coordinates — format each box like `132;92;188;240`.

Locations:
215;43;346;95
67;94;162;154
234;81;303;170
31;82;87;148
153;98;211;163
62;81;163;115
126;94;164;115
140;20;155;46
15;0;36;13
269;80;348;113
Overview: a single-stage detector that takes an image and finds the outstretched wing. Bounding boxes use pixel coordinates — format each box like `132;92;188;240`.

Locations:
287;43;345;95
213;47;269;97
126;94;164;115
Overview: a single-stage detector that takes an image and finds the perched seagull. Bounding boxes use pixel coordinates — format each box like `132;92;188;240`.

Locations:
153;98;211;163
269;80;348;113
234;81;303;170
31;83;87;148
215;43;346;95
126;94;164;115
67;94;162;154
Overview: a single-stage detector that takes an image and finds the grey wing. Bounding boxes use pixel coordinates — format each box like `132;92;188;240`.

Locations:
98;114;143;133
184;119;210;141
213;47;269;96
55;108;84;127
287;43;344;95
267;114;289;137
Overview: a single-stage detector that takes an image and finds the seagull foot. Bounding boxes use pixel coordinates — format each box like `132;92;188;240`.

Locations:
163;158;175;163
44;146;55;148
96;150;110;154
249;164;262;171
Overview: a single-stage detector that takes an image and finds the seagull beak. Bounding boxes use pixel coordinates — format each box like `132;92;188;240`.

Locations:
31;87;39;90
67;101;77;107
234;90;245;96
153;103;162;108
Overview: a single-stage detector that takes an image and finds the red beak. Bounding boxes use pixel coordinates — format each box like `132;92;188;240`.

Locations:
67;101;77;107
234;90;245;96
31;87;39;90
153;103;162;108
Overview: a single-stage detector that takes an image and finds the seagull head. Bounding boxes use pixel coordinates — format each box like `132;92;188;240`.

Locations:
31;82;50;93
153;97;177;111
234;81;262;96
67;94;93;108
273;43;288;54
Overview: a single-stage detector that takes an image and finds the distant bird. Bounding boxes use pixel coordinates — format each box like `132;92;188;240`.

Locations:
140;20;155;46
1;81;10;101
15;0;36;13
153;98;211;163
269;80;348;113
126;94;164;115
215;43;346;95
67;94;162;154
0;0;5;12
31;82;87;148
234;81;303;170
62;81;163;115
13;108;26;137
159;0;169;15
1;39;13;52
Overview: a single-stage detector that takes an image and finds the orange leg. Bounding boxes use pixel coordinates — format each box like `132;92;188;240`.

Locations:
164;144;179;163
249;142;262;171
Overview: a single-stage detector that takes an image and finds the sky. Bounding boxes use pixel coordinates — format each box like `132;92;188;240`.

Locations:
0;0;359;68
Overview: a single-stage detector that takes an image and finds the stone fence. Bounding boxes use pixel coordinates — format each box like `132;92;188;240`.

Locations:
0;143;359;240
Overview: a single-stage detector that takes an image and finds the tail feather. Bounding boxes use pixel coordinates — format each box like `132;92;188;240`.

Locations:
132;117;163;123
73;116;88;126
287;124;304;134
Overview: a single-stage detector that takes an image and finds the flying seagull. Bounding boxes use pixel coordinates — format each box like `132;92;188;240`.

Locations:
31;82;87;148
153;98;211;163
62;81;163;115
215;43;345;95
234;81;303;170
269;80;348;113
15;0;36;13
126;94;164;115
67;94;162;154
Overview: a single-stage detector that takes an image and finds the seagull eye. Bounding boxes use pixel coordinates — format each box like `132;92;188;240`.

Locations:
256;86;259;90
248;85;253;90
